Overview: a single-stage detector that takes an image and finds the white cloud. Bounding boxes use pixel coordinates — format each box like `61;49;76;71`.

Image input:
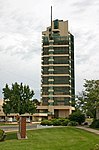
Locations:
0;52;41;99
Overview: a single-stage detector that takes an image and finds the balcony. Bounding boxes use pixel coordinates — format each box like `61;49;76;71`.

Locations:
42;95;71;98
42;84;71;87
41;74;70;77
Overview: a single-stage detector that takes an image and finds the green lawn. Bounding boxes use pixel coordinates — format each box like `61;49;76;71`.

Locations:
0;127;99;150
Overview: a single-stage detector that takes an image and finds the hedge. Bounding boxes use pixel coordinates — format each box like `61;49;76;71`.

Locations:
41;118;78;126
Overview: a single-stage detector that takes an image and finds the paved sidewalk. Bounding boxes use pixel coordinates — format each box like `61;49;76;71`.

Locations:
76;126;99;135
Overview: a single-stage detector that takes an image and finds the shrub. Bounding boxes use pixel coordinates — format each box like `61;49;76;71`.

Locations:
69;111;85;125
0;129;6;141
51;119;61;126
51;118;70;126
41;120;52;126
67;121;78;126
41;118;70;126
90;119;99;128
61;119;70;126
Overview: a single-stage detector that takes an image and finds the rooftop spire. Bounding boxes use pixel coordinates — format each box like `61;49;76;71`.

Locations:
51;6;52;35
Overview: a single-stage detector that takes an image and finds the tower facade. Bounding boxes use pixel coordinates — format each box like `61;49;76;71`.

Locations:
41;19;75;117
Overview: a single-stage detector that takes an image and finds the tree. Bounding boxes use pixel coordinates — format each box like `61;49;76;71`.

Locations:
76;80;99;119
32;99;40;106
69;111;85;125
75;91;87;113
2;82;36;115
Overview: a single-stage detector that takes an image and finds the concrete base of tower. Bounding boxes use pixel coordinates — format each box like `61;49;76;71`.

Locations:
33;105;75;121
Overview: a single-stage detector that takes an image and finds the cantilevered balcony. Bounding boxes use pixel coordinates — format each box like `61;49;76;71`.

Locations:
41;74;71;77
42;84;71;87
42;54;69;57
42;95;71;98
41;64;70;67
43;45;69;48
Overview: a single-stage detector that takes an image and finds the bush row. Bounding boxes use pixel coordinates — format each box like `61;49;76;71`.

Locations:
41;118;78;126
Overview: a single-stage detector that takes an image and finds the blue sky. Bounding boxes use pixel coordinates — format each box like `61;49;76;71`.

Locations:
0;0;99;100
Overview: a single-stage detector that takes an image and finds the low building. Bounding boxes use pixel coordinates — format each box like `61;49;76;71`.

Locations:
0;99;5;121
33;105;75;121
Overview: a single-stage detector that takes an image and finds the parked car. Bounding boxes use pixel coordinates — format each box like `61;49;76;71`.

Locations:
26;118;30;123
7;118;12;122
82;122;88;126
0;119;5;122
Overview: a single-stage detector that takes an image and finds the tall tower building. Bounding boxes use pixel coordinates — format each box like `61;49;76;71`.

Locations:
34;8;75;120
40;18;75;118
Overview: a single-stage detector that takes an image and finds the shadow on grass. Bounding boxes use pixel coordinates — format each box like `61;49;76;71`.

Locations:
6;132;17;141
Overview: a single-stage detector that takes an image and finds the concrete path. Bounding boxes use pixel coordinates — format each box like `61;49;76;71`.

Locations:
76;126;99;135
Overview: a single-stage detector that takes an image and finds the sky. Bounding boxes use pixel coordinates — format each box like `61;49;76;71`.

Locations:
0;0;99;100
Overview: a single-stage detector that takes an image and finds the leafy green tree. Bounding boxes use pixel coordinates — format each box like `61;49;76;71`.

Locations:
2;82;36;115
33;99;40;106
75;91;87;113
69;111;85;125
76;80;99;118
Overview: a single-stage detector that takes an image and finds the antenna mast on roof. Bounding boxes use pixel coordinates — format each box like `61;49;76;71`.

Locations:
51;6;52;37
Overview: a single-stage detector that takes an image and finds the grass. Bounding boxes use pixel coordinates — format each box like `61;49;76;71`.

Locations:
0;127;99;150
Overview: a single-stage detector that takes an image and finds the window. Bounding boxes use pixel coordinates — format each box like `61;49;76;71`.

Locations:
54;19;59;29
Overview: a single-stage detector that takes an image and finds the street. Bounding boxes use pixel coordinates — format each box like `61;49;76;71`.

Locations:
0;123;37;132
